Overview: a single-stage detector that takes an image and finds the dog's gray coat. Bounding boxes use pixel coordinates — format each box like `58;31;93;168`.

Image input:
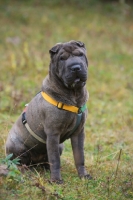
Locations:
6;40;90;182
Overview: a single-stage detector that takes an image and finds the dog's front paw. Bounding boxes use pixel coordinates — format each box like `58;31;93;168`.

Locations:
80;174;92;180
84;174;93;180
49;179;64;184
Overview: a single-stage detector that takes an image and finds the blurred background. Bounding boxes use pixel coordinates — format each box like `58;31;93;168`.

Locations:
0;0;133;151
0;0;133;115
0;0;133;198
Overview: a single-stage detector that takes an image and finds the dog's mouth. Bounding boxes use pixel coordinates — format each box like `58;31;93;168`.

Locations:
64;76;86;89
71;78;83;88
74;78;80;83
71;80;86;88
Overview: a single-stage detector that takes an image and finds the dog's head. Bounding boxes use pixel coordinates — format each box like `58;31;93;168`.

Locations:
49;40;88;89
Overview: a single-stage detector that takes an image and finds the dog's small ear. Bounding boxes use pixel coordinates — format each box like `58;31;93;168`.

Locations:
75;41;85;48
49;43;62;57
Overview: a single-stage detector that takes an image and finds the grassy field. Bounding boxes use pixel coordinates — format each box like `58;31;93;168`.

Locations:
0;1;133;199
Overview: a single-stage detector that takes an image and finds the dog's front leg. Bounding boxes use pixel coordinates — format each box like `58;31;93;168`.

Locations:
71;129;91;179
46;135;62;182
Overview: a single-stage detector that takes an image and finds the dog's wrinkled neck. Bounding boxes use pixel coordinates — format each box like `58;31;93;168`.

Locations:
42;74;89;107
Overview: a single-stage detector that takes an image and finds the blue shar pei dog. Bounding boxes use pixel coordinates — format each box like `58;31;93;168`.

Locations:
6;40;92;183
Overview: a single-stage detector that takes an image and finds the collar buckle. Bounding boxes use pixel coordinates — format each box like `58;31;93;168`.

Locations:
57;102;64;109
78;107;82;114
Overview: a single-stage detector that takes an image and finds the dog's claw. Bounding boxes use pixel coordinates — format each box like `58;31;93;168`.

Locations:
80;174;92;180
50;179;64;184
84;174;93;180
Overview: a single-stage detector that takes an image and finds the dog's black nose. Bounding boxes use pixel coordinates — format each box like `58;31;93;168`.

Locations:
71;65;81;72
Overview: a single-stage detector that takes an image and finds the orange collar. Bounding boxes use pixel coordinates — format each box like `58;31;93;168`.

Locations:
41;91;87;114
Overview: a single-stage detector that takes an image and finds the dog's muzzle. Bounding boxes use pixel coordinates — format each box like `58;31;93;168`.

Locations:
64;64;87;89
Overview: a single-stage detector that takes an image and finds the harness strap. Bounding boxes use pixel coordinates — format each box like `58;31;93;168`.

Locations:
22;91;87;144
62;113;83;141
22;112;46;144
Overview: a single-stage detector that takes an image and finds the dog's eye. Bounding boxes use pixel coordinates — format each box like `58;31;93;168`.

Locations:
60;52;69;60
78;52;83;57
60;56;65;60
72;50;83;57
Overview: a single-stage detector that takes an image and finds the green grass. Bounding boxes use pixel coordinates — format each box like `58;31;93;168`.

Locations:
0;1;133;199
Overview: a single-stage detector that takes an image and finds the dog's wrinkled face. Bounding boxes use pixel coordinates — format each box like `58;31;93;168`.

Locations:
49;40;88;89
